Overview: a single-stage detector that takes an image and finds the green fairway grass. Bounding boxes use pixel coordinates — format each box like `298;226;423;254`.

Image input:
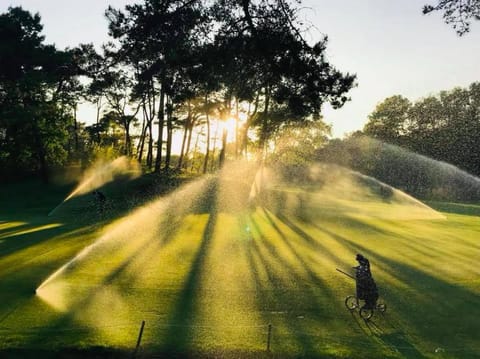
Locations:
1;172;479;358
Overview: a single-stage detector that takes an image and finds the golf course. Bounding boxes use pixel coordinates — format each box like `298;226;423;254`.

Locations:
1;163;479;359
1;0;479;357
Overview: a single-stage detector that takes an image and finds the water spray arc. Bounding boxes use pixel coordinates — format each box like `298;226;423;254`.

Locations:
322;136;480;203
47;157;141;217
35;174;216;306
36;159;446;323
47;202;66;217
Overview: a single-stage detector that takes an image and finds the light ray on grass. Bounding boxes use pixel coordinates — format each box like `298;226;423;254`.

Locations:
0;223;63;240
0;221;27;231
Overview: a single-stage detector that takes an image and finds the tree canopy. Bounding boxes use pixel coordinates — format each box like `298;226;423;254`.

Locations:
0;1;360;181
363;82;480;176
0;7;82;181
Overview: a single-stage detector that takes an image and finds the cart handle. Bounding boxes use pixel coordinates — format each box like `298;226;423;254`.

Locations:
336;268;355;280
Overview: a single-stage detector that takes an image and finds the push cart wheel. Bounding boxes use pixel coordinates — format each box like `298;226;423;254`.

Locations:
360;306;374;320
345;295;358;310
376;301;387;313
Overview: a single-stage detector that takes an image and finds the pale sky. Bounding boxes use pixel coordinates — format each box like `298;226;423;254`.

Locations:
2;0;479;137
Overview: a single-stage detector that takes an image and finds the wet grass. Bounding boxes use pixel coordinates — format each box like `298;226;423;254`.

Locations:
0;177;479;358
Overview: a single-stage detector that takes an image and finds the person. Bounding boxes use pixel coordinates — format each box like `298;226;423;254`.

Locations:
354;253;379;310
92;190;106;217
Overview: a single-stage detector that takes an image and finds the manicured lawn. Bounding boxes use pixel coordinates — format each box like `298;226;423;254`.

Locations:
1;173;479;358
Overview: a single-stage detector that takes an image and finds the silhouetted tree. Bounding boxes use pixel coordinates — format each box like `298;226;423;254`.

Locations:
0;7;81;181
363;82;480;176
423;0;480;35
364;95;411;145
269;119;331;171
106;0;208;172
212;0;356;150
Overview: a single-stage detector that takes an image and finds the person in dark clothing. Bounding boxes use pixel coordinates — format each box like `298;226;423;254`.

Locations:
354;253;379;310
92;190;106;217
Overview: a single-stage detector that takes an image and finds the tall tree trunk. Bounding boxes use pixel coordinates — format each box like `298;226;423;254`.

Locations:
177;121;188;170
32;117;49;183
164;96;173;170
242;92;260;157
146;80;155;169
96;97;102;144
210;121;219;172
124;104;141;157
177;100;191;169
203;94;211;174
235;98;239;159
147;120;153;169
191;129;200;173
137;103;147;163
154;77;165;173
137;121;147;163
219;128;227;168
125;123;131;156
259;85;270;148
73;105;78;152
184;123;194;170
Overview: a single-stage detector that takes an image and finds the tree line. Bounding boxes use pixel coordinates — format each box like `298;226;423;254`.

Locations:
362;82;480;176
0;1;356;182
315;82;480;201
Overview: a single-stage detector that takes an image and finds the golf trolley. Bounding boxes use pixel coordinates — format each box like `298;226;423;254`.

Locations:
344;294;386;320
336;268;387;320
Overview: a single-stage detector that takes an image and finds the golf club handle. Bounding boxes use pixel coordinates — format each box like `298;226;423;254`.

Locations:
336;268;355;280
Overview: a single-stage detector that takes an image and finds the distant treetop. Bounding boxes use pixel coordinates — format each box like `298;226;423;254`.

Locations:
423;0;480;35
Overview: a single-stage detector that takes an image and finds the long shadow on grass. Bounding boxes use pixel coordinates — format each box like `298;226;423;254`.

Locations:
0;176;183;265
161;200;218;352
269;191;478;278
0;224;68;259
242;210;384;357
0;193;107;263
314;228;480;358
261;208;333;294
313;227;431;358
262;186;480;357
264;188;392;238
0;224;101;329
0;180;217;351
9;217;187;351
246;217;322;354
261;194;434;357
271;210;347;266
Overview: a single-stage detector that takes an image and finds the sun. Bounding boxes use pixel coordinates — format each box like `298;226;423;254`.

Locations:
219;115;248;142
223;117;237;137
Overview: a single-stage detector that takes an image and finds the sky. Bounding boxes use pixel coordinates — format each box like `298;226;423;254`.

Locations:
1;0;479;138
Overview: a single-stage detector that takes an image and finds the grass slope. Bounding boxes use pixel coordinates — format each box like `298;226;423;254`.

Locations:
0;175;479;358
